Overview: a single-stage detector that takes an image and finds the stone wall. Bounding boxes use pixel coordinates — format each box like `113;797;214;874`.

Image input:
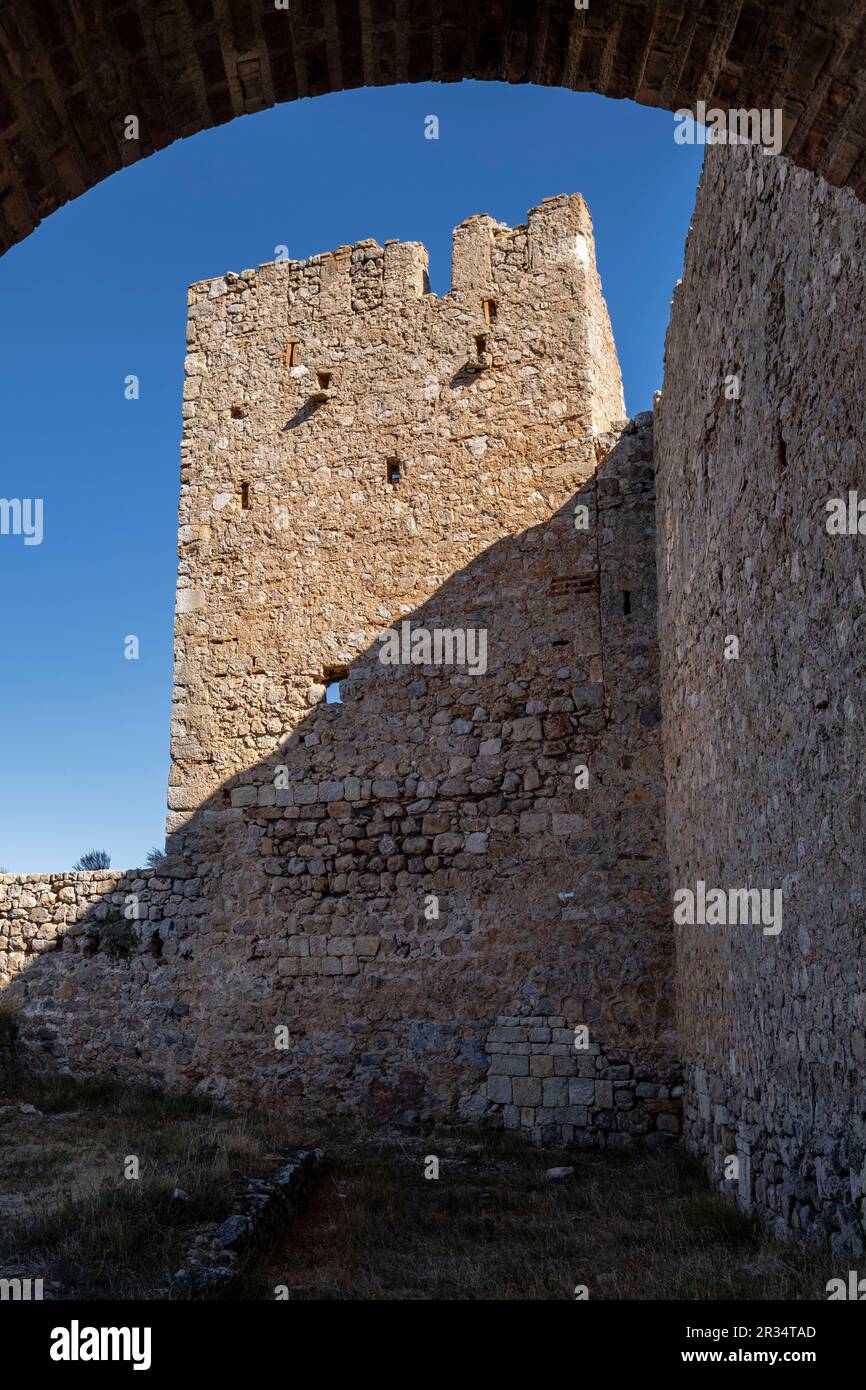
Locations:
0;199;679;1142
656;143;866;1255
0;412;678;1143
0;869;202;1078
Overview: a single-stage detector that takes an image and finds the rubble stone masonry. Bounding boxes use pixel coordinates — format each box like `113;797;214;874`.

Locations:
656;144;866;1256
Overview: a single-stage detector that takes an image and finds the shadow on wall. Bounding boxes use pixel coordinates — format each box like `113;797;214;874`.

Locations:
0;419;678;1138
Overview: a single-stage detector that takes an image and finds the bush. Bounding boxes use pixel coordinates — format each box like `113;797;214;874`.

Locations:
98;911;139;963
73;849;111;871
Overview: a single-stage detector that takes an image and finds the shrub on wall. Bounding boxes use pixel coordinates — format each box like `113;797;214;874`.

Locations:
97;911;139;963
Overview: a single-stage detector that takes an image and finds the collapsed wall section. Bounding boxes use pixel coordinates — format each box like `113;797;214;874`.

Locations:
656;145;866;1255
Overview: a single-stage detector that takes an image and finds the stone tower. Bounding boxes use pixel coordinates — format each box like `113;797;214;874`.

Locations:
158;194;677;1135
169;194;624;834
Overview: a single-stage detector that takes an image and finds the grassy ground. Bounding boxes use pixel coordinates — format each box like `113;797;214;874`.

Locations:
0;1073;302;1299
252;1129;835;1301
0;1075;834;1301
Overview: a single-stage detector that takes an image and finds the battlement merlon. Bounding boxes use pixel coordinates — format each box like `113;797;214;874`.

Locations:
527;193;596;275
186;193;602;319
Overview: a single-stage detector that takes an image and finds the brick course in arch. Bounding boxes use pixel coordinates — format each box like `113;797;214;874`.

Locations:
0;0;865;255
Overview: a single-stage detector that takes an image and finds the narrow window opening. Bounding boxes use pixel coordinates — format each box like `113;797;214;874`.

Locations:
286;342;300;367
323;667;348;705
483;298;497;325
310;370;332;403
775;424;787;473
240;481;251;510
474;334;488;357
622;589;631;616
387;458;401;485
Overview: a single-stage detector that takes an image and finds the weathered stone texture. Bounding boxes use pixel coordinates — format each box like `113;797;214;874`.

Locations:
656;143;866;1255
0;870;204;1079
0;1;865;257
169;194;624;828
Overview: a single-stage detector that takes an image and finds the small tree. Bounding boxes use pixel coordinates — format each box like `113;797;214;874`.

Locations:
73;849;111;871
145;846;165;868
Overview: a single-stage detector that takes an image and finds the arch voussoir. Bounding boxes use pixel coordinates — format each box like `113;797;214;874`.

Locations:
0;1;865;256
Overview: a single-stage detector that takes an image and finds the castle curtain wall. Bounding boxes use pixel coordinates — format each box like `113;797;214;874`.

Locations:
656;143;866;1255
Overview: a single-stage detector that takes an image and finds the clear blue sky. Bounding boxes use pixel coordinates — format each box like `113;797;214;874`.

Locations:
0;81;703;873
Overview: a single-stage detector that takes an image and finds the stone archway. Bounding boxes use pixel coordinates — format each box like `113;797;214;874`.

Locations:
0;0;864;255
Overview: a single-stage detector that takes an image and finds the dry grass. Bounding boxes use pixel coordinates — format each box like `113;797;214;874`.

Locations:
252;1129;834;1301
0;1077;835;1301
0;1073;301;1299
